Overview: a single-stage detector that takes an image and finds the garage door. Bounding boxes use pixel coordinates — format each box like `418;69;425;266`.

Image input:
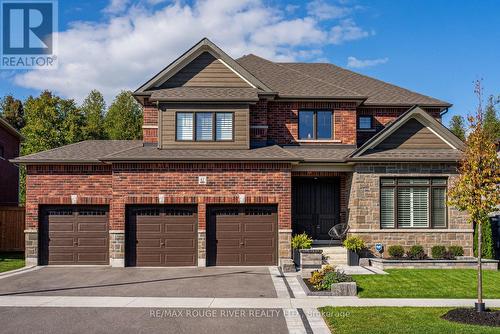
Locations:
126;206;197;267
207;205;277;266
39;206;109;265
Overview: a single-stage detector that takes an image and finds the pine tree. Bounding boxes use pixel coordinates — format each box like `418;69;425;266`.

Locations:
448;115;466;141
81;90;107;140
0;95;24;130
104;91;142;140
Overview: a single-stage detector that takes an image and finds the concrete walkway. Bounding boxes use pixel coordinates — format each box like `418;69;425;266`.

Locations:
1;295;499;308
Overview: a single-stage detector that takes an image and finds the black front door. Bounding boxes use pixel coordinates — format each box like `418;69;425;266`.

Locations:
292;177;340;240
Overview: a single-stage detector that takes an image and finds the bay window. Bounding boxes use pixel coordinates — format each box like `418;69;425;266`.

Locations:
380;178;447;229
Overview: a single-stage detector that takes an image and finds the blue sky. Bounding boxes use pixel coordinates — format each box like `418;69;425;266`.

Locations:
1;0;499;124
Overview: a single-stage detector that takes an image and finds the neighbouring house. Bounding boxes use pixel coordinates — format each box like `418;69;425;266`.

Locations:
13;38;470;267
0;117;21;206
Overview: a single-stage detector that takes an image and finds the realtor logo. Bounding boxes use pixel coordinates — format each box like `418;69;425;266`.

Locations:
1;0;58;69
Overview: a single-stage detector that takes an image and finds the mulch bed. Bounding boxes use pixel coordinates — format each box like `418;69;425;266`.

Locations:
441;308;500;327
303;278;323;292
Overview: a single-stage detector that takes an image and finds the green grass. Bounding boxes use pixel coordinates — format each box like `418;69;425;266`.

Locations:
319;307;499;334
0;252;25;273
353;269;500;298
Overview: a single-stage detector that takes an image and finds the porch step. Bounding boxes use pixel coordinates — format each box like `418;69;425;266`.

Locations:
312;245;348;266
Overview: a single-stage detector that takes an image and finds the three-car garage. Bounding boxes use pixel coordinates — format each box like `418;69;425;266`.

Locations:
39;204;278;267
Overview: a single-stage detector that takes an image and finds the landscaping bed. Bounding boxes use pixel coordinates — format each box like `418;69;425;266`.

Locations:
353;269;500;298
319;307;500;334
300;265;357;296
368;257;499;270
0;252;25;273
442;308;500;327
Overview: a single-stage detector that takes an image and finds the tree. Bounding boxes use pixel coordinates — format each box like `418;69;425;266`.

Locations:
484;94;500;140
448;115;466;141
449;81;500;313
0;95;24;130
81;90;107;140
104;91;142;140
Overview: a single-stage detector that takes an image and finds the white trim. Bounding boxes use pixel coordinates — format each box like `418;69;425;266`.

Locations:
109;230;125;234
350;229;474;233
218;58;256;88
426;125;457;149
278;229;293;233
142;125;158;129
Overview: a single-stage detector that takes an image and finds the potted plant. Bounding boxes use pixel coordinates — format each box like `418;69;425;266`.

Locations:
343;235;365;266
291;232;313;266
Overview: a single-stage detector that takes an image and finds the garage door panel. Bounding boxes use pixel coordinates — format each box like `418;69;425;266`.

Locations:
49;222;75;232
208;205;277;266
41;206;109;265
127;205;197;267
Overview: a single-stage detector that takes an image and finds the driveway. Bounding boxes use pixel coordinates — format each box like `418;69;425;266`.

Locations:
0;307;288;334
0;267;277;298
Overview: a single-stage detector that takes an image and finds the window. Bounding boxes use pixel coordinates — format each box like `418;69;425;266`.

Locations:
176;112;233;141
358;116;372;129
298;110;332;140
380;178;447;229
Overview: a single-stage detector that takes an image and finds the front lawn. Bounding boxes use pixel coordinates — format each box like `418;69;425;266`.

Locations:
354;269;500;298
0;252;25;273
319;307;499;334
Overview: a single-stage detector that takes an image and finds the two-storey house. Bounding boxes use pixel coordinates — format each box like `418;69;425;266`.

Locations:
14;38;469;267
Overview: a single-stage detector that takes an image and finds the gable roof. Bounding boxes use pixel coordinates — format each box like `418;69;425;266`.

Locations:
135;38;273;95
349;106;465;161
0;117;22;139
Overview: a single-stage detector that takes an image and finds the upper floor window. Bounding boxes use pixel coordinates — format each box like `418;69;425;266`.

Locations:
298;110;332;140
380;178;447;229
176;112;233;141
358;116;373;130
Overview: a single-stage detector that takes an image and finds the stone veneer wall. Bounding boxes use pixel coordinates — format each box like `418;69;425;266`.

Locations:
347;163;473;257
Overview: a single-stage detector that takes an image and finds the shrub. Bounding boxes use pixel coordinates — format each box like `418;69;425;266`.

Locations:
291;233;313;250
308;265;335;289
431;245;447;259
319;270;353;290
448;245;464;257
343;236;365;253
406;245;427;260
388;245;405;258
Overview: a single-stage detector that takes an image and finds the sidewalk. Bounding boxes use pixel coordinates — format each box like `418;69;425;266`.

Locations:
1;295;499;308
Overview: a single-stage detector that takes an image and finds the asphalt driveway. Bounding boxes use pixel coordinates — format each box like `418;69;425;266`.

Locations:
0;267;277;298
0;307;288;334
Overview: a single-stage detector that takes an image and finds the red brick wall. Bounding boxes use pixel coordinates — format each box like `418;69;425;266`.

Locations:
25;163;292;232
142;103;158;145
265;101;357;145
25;165;112;229
0;127;20;205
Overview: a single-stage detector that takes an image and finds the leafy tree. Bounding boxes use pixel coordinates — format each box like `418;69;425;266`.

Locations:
448;115;466;141
449;81;500;312
61;99;85;144
0;95;24;130
81;90;107;140
484;94;500;140
104;91;142;140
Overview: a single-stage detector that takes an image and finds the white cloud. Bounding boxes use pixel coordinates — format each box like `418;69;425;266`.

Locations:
13;0;375;103
347;56;388;68
307;0;351;20
103;0;131;14
330;19;373;44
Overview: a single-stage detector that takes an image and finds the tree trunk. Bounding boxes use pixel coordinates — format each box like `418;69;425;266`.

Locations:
477;222;484;312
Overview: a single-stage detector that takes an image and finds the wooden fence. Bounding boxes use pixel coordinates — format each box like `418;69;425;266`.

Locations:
0;206;25;252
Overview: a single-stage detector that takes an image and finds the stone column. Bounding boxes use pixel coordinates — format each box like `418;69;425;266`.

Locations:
278;229;294;271
109;230;125;267
25;229;38;266
198;230;206;267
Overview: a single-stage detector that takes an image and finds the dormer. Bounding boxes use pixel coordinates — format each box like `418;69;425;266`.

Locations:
134;38;272;149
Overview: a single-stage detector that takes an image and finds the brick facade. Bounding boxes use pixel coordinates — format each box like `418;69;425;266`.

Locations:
347;163;472;257
142;102;158;145
0;126;20;205
25;162;293;266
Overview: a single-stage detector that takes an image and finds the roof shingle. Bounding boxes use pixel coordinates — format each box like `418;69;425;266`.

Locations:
149;87;259;102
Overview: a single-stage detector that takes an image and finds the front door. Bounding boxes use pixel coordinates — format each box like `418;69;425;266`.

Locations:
292;177;340;240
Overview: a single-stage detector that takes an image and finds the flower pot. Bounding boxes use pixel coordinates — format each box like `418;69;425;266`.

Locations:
347;250;359;266
293;249;301;266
